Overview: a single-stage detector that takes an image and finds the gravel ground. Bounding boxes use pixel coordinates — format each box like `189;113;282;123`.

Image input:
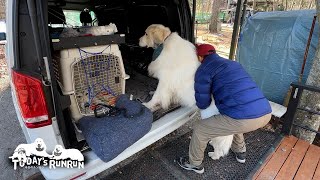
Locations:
0;73;9;91
0;78;40;180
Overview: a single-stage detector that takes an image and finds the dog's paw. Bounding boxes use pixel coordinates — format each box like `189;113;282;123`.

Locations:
208;152;221;160
146;105;162;112
142;102;152;109
143;102;156;111
142;100;163;112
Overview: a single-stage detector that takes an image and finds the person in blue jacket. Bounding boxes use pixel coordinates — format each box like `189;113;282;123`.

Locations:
177;44;272;174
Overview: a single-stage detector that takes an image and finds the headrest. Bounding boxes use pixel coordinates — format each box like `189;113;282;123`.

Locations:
80;9;92;24
48;6;66;24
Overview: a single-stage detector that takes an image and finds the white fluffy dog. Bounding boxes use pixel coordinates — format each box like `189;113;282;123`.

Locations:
9;138;51;162
208;135;234;160
32;138;51;157
82;23;118;36
139;24;234;161
52;145;84;161
139;24;200;111
200;101;234;160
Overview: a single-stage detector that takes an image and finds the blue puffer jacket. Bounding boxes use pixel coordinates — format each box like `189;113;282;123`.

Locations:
195;53;272;119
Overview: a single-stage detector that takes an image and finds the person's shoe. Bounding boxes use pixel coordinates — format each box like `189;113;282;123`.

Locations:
234;152;246;163
176;156;204;174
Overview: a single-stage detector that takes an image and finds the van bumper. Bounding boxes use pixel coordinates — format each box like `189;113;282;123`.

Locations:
40;106;197;180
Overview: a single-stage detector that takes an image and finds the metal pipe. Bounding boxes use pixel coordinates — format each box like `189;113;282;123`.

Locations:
299;15;317;82
291;82;320;93
293;122;320;135
281;87;303;136
297;107;320;116
239;0;247;34
229;0;244;60
192;0;196;43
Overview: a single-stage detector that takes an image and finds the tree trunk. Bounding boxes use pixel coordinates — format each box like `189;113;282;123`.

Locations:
290;0;296;10
0;0;5;19
299;0;304;9
227;0;231;9
201;0;206;14
207;0;213;13
292;0;320;143
209;0;223;33
308;0;314;9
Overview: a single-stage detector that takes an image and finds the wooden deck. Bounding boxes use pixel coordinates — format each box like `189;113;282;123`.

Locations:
253;136;320;180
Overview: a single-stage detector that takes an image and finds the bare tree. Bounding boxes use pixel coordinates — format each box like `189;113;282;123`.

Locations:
299;0;304;9
0;0;5;19
290;1;295;10
209;0;223;33
201;0;206;14
207;0;213;13
308;0;314;9
271;0;278;10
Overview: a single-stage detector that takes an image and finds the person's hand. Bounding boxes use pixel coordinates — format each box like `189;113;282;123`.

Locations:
199;101;220;119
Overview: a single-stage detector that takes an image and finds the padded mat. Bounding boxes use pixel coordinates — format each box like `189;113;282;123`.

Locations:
106;128;280;180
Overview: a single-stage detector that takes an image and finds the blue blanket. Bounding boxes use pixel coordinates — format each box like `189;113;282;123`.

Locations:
79;95;153;162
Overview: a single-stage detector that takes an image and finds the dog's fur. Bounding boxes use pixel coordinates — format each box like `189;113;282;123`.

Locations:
139;24;233;161
9;138;51;162
208;135;234;160
139;24;200;110
52;145;84;161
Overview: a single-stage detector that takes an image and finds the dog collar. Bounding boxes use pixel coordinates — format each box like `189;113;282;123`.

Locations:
151;33;171;61
54;151;62;156
36;147;44;151
152;44;163;61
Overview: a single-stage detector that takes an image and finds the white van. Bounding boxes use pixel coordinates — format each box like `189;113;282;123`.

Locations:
6;0;197;179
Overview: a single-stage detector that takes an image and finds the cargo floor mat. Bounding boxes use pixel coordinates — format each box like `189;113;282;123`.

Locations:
125;71;180;121
105;128;281;180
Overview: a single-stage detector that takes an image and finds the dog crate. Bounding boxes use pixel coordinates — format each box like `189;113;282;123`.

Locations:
52;35;127;121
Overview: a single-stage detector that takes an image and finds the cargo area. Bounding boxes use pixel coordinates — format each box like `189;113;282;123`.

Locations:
47;0;190;150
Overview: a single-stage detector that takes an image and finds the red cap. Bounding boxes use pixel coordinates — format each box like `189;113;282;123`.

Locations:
196;44;216;56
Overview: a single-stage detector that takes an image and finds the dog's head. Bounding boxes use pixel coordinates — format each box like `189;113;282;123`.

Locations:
17;148;26;155
34;138;46;151
52;145;63;156
139;24;171;48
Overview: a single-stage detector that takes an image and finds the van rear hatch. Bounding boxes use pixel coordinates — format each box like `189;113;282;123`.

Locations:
10;0;196;178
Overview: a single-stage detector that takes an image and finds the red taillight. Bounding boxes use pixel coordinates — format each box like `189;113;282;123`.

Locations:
12;70;52;128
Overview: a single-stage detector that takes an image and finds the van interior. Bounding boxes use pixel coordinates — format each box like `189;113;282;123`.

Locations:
45;0;193;150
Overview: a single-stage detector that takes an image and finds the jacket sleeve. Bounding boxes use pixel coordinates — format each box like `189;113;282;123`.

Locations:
194;68;212;109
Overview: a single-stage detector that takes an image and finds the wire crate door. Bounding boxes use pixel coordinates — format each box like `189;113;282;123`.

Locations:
72;50;124;115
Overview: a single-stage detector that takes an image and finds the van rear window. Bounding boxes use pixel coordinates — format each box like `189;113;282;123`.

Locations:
63;10;96;27
49;9;96;27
